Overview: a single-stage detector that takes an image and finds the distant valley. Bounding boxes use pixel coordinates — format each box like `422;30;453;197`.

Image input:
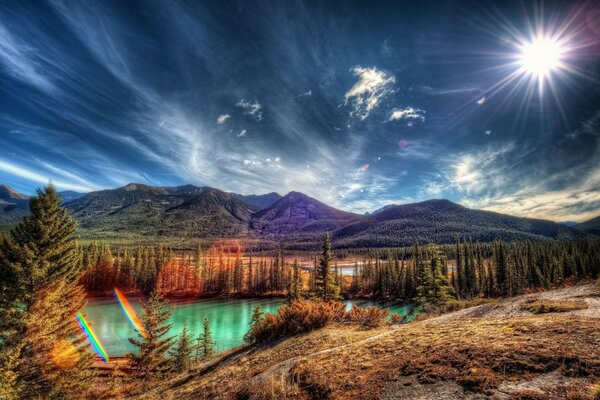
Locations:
0;182;594;248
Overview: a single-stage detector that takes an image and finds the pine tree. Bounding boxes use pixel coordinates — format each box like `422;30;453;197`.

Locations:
196;317;215;360
244;306;264;344
169;325;194;373
314;233;341;301
414;246;454;305
455;240;464;298
292;259;302;300
0;185;94;399
127;291;174;383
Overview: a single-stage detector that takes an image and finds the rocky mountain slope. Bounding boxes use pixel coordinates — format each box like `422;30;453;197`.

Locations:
250;191;361;236
0;184;29;224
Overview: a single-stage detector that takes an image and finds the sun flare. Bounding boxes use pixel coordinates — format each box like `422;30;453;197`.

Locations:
518;36;564;78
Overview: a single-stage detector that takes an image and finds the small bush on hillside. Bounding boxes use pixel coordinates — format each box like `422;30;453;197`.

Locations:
346;305;389;328
245;300;346;344
523;299;588;314
390;313;404;324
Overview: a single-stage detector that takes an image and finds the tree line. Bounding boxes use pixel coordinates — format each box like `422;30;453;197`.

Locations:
79;235;600;304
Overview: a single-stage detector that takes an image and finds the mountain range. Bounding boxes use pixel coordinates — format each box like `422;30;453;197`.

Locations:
0;182;595;248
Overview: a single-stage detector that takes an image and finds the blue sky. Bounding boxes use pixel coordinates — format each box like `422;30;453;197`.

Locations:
0;0;599;221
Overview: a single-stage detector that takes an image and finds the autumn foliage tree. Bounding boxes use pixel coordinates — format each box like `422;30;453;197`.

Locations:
0;185;93;399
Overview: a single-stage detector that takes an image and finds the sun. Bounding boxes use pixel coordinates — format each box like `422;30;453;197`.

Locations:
518;36;565;79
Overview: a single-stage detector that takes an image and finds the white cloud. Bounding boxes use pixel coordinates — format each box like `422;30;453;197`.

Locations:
344;66;395;120
425;181;443;196
0;23;56;93
217;114;231;124
0;159;99;192
484;130;492;135
389;107;426;122
416;85;479;96
236;99;263;121
453;155;480;189
237;129;247;137
298;90;312;98
477;96;487;105
446;144;514;194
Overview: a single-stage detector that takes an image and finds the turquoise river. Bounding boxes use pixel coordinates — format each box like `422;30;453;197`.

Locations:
84;297;416;357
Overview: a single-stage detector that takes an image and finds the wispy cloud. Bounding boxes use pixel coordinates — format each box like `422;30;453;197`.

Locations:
415;85;479;96
0;23;55;92
236;99;263;121
217;114;230;124
389;107;426;122
344;66;395;120
0;159;100;192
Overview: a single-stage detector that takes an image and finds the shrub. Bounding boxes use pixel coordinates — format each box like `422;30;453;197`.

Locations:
245;300;346;344
390;313;404;324
591;382;600;400
346;305;389;328
522;299;588;314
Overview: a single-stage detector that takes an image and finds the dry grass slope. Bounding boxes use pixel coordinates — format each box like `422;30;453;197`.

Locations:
132;282;600;400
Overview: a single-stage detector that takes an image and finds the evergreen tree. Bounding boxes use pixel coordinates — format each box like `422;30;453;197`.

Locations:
169;325;194;373
0;185;93;399
243;306;264;344
314;233;341;301
127;291;174;383
292;259;302;299
196;317;215;360
414;246;454;305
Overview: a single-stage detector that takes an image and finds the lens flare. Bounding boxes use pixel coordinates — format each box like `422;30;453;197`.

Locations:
114;288;147;338
519;36;564;78
75;312;109;362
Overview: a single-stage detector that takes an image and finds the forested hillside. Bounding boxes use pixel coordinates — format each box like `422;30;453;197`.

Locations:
0;183;588;248
577;215;600;236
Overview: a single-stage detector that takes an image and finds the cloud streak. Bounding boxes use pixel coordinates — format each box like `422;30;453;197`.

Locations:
344;66;395;120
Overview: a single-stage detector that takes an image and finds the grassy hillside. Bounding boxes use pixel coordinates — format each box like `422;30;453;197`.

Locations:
109;283;600;400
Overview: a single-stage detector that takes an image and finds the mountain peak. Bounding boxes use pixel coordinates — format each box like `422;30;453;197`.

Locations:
250;190;360;234
123;182;151;191
0;184;29;200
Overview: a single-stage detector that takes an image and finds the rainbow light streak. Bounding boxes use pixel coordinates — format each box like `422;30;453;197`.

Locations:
114;288;147;338
75;312;109;362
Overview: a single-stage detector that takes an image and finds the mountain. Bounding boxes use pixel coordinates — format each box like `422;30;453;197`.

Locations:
63;183;267;238
333;199;583;248
235;192;281;210
0;184;29;224
576;215;600;236
2;182;587;247
560;221;578;227
250;191;361;236
163;189;256;236
364;204;396;216
58;190;85;203
0;184;28;202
